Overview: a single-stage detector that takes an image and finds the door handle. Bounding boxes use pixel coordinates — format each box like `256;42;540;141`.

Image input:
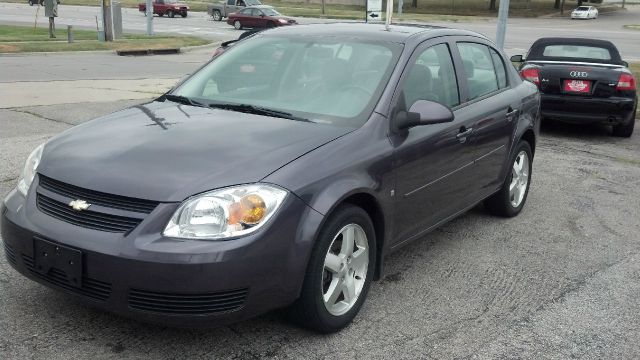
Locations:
506;107;519;121
456;127;473;140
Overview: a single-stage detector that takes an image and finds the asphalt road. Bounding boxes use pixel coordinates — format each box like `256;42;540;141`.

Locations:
1;3;640;59
1;99;640;359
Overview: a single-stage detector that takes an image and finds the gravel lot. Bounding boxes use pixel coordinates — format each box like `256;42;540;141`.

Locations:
1;101;639;359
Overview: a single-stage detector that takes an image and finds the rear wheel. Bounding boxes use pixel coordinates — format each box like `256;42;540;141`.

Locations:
181;11;187;18
233;20;242;30
287;205;376;333
212;10;222;21
158;13;163;17
612;116;635;138
167;10;175;18
484;141;533;217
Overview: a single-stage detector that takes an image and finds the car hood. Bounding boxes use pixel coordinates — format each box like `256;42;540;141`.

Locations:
38;101;352;202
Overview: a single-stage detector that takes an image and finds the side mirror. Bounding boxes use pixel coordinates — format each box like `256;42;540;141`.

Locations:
395;100;454;130
622;60;629;67
510;54;524;63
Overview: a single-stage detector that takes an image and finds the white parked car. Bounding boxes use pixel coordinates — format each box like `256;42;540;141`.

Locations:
571;6;598;19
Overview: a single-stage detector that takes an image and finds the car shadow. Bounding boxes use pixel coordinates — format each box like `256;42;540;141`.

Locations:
540;119;615;140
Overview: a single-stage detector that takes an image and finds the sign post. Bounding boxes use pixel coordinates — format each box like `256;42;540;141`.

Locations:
366;0;382;23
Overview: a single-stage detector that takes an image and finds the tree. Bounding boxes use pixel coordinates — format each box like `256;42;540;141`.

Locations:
411;0;417;8
489;0;497;11
554;0;560;9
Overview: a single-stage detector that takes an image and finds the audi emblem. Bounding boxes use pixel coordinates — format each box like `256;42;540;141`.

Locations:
569;71;588;78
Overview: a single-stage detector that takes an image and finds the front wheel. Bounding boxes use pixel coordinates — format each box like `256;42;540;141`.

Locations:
167;10;175;18
287;205;376;333
484;141;533;217
181;11;187;18
212;9;222;21
233;20;242;30
29;0;35;5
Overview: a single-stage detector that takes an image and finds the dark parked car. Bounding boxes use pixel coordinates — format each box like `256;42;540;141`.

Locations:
512;37;637;137
227;5;297;29
2;24;539;333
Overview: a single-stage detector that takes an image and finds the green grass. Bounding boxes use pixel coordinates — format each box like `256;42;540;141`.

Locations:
624;25;640;31
6;0;615;19
0;24;209;53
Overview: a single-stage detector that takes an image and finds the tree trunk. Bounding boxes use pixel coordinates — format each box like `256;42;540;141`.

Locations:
411;0;417;8
577;0;583;6
554;0;560;9
489;0;496;11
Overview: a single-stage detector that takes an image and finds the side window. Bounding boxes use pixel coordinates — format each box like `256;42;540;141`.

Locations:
489;48;508;89
227;0;235;5
457;42;499;100
401;43;459;109
240;8;251;15
251;9;262;16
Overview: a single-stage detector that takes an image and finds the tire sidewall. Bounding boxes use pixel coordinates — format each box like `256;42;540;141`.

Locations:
213;10;222;21
234;20;242;29
306;206;376;331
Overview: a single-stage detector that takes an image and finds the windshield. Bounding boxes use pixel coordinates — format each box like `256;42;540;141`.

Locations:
576;6;589;11
173;35;402;127
542;45;611;61
262;8;280;16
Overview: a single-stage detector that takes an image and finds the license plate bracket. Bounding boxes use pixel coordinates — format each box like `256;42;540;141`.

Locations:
33;238;83;288
563;79;591;94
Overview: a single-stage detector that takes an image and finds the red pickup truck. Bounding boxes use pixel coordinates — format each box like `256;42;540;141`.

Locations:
138;0;189;18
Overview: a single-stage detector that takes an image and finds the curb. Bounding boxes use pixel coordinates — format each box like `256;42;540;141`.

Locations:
0;41;221;57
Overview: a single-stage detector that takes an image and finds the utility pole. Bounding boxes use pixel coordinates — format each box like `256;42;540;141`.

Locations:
146;0;153;35
495;0;510;49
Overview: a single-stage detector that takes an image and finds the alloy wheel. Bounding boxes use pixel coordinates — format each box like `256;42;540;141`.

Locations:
509;150;529;208
322;224;369;316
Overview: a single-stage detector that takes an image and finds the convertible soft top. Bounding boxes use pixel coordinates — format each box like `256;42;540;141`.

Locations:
526;37;623;65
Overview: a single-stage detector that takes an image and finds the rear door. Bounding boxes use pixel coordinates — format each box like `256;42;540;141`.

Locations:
453;40;518;200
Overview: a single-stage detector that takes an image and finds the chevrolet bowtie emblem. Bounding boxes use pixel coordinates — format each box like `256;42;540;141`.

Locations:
69;199;91;211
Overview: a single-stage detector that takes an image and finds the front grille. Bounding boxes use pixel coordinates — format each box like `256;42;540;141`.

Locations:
3;242;17;266
22;254;112;301
39;175;158;214
128;288;248;315
37;194;142;233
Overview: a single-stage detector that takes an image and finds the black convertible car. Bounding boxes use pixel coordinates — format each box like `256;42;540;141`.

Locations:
3;23;540;333
512;37;637;137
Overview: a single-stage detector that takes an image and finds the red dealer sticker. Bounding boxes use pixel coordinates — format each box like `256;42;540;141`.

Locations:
563;79;591;93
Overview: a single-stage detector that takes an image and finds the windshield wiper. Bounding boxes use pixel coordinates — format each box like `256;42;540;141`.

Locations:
206;103;311;122
162;94;207;108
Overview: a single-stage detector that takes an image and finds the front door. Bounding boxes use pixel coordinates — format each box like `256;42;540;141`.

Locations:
390;41;478;246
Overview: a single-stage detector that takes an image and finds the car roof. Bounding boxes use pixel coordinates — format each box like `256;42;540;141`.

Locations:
261;23;489;44
246;5;274;9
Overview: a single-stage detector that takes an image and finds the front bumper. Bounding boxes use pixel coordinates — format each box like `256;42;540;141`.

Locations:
540;93;637;125
1;181;323;327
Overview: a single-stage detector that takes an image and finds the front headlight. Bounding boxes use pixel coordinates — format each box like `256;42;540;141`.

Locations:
17;143;44;197
278;18;288;24
163;184;288;240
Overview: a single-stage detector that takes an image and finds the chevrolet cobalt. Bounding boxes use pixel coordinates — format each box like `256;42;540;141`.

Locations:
2;24;540;333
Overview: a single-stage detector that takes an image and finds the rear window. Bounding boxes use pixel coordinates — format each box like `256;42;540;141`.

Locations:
541;45;611;61
576;6;589;10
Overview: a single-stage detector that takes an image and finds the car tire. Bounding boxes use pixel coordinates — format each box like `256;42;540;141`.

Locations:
484;141;533;217
212;10;222;21
287;205;376;333
234;20;242;30
612;116;635;138
167;10;175;18
158;13;163;17
29;0;34;5
181;12;187;18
